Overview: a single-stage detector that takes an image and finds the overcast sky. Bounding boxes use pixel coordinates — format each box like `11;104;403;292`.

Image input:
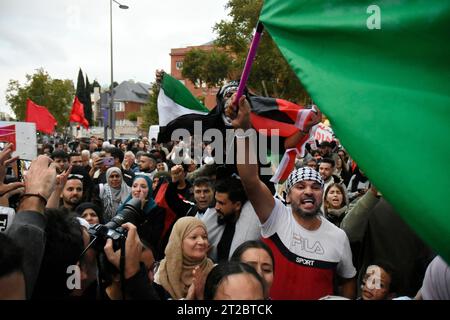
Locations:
0;0;230;115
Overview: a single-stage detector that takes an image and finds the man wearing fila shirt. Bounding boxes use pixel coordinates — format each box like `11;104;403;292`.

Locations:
232;94;356;300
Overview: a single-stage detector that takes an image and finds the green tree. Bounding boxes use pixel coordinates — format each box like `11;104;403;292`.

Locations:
126;111;138;122
213;0;310;103
5;68;75;131
182;48;232;88
181;49;206;87
140;82;159;133
76;68;86;104
203;49;232;87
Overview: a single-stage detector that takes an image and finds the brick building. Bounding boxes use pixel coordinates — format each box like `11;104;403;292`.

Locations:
170;41;219;109
112;80;150;124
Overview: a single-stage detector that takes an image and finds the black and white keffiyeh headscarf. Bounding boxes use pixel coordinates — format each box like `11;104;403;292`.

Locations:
285;167;324;193
217;81;240;102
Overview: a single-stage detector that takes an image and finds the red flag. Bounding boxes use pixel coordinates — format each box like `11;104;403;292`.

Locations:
25;99;57;134
249;97;318;183
70;96;89;129
154;181;177;239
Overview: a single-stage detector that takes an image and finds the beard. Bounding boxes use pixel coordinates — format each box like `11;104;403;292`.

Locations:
217;211;236;225
65;196;82;207
291;200;321;220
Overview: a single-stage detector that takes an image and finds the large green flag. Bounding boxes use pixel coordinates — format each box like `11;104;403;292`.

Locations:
260;0;450;263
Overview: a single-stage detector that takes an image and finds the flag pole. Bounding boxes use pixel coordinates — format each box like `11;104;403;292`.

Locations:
234;21;264;105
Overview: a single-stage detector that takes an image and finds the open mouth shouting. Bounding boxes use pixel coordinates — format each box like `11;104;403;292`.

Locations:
300;197;316;211
330;197;341;207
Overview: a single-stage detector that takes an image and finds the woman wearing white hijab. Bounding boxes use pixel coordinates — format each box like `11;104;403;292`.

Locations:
99;167;131;222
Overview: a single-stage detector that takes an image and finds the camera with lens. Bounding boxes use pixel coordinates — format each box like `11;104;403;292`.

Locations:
87;198;144;251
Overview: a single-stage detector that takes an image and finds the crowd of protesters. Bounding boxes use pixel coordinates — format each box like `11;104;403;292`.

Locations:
0;84;448;301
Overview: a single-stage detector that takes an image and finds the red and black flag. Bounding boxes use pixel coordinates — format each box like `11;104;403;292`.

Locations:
158;82;317;183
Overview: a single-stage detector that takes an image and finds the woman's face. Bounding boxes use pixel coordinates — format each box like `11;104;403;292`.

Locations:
108;171;122;189
152;177;159;191
326;186;344;209
182;226;209;261
156;162;166;172
132;178;149;201
81;208;99;225
335;157;342;169
240;248;274;298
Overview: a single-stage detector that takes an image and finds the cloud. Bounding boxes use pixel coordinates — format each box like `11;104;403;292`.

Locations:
0;0;230;114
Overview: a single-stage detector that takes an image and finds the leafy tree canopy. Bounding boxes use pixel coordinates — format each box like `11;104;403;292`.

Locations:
6;68;75;131
212;0;310;103
182;48;232;88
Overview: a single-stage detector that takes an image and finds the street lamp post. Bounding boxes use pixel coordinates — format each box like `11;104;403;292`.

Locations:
106;0;128;141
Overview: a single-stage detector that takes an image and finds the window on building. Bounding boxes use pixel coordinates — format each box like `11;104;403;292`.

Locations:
114;119;135;127
176;61;183;70
114;102;124;112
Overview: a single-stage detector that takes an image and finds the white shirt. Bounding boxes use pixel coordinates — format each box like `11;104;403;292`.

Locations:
262;198;356;279
200;201;261;262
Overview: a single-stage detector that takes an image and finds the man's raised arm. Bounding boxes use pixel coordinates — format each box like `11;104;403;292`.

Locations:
232;95;274;223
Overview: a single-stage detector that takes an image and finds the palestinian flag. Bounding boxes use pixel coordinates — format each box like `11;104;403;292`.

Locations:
157;104;226;143
157;73;209;127
159;93;316;141
158;89;317;182
260;0;450;263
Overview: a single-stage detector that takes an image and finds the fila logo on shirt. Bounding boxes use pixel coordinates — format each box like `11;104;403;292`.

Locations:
291;233;325;255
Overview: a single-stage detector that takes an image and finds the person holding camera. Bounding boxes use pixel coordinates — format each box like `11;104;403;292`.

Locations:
3;147;58;298
103;222;159;300
120;175;165;259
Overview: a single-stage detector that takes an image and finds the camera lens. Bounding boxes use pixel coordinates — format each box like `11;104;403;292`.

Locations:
105;198;142;230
